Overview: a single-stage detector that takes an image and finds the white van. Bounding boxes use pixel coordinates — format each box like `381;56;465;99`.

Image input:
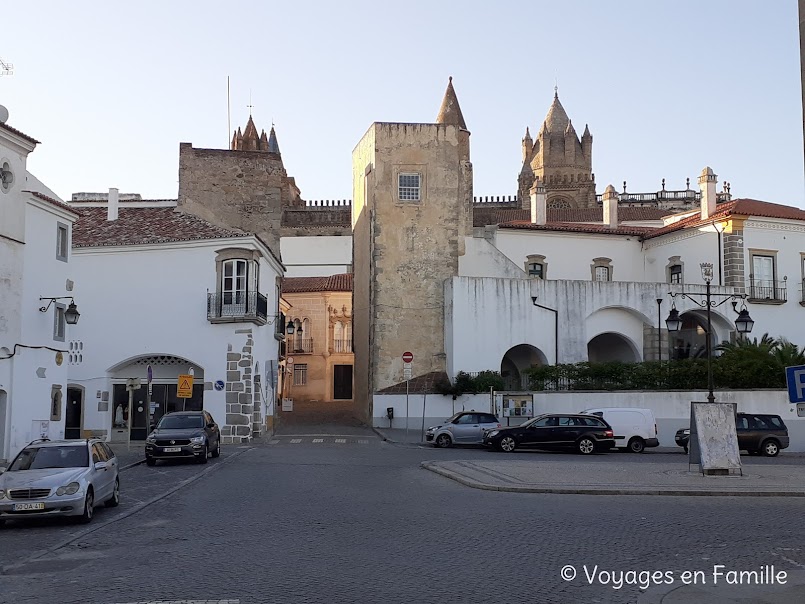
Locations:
580;408;659;453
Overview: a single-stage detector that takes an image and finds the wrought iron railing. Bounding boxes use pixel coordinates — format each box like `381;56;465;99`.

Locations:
207;292;268;322
801;279;805;304
334;339;352;353
290;338;314;354
747;279;787;303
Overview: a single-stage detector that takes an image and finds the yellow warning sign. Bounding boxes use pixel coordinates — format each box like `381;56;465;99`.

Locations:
177;374;194;398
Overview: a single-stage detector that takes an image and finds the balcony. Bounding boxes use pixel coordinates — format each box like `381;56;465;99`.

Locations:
289;338;314;354
207;292;268;324
801;279;805;306
747;279;787;305
333;339;352;353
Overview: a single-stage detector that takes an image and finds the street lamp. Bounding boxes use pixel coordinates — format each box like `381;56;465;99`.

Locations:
664;262;754;403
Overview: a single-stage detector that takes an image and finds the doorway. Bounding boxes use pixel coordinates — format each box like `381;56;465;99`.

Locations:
333;365;353;400
65;387;83;439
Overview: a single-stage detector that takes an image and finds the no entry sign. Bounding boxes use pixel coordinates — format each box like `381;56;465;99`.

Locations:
402;351;414;363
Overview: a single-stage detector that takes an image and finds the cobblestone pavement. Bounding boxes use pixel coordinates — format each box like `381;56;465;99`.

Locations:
2;430;805;604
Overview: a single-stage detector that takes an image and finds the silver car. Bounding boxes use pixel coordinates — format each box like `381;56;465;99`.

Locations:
425;412;501;448
0;438;120;527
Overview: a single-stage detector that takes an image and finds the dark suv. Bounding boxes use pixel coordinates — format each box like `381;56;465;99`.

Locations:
145;411;221;466
675;413;789;457
483;413;615;454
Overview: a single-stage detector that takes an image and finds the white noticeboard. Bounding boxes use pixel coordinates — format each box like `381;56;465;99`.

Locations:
282;398;293;412
403;362;412;381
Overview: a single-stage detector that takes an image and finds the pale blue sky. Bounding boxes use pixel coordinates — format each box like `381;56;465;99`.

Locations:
2;1;803;206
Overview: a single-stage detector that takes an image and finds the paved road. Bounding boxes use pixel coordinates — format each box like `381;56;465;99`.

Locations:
2;432;805;603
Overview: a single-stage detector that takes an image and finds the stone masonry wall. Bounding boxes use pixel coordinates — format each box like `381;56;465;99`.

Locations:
723;227;746;294
223;329;256;444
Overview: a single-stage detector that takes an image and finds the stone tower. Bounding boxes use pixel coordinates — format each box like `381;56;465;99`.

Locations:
177;116;302;253
517;90;596;209
352;78;473;420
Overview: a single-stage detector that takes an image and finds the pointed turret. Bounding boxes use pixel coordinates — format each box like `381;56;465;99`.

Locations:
435;76;467;130
564;119;576;137
582;124;592;139
231;130;238;151
236;127;243;149
267;126;281;154
543;90;570;135
259;129;269;150
522;126;533;162
242;116;260;151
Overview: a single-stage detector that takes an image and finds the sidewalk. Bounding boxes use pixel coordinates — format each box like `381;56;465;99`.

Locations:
372;426;429;446
422;458;805;496
108;442;146;470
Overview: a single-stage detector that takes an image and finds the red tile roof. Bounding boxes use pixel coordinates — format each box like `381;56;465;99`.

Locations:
643;198;805;239
72;207;248;248
500;220;654;237
282;273;353;293
24;191;80;217
473;206;672;227
0;121;40;145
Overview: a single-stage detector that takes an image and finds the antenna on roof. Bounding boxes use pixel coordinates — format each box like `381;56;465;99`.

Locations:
0;57;13;77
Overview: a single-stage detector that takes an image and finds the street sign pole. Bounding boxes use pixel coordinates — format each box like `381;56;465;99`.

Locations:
402;352;414;441
405;378;409;442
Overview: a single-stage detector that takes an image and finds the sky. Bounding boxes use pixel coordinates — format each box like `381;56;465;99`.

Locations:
2;1;803;206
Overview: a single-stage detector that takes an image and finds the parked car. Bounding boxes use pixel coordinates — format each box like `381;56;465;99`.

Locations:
0;438;119;527
674;413;789;457
145;411;221;466
580;407;660;453
483;413;615;454
425;412;501;448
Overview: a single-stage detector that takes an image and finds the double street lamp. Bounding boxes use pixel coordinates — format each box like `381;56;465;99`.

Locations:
664;262;754;403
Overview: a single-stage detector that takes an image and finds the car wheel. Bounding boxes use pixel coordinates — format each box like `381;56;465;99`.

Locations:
146;456;156;467
197;443;209;464
78;489;94;524
577;438;596;455
105;477;120;508
761;439;780;457
211;438;221;458
435;434;452;448
628;437;645;454
498;436;517;453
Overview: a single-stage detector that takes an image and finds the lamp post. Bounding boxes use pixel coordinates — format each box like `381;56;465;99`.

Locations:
665;262;755;403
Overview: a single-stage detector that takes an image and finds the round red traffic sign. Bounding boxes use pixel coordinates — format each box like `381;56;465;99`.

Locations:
402;351;414;363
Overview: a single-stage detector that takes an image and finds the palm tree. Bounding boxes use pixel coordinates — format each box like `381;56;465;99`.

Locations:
772;338;805;367
716;333;778;354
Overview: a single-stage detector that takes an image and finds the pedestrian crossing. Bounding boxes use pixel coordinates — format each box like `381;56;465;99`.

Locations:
269;436;374;445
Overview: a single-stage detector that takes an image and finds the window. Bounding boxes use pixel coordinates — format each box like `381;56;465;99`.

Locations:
53;303;66;341
752;255;774;286
0;160;13;193
293;364;307;386
594;266;610;282
749;250;785;302
528;263;544;278
525;254;548;279
398;173;421;201
669;264;682;284
591;257;613;282
455;414;478;425
223;259;248;305
56;223;69;262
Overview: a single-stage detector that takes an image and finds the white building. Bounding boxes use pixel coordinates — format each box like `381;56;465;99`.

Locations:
0;114;79;462
66;191;286;445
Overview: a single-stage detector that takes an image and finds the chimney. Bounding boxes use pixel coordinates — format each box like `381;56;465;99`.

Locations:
699;166;717;220
530;179;547;225
107;187;119;221
602;184;618;228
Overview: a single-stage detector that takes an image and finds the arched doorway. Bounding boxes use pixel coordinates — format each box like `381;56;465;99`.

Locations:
587;333;640;363
501;344;548;390
670;312;711;360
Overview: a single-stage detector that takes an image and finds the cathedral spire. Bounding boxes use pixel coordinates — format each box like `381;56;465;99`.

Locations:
267;126;281;154
436;76;467;130
543;90;570;135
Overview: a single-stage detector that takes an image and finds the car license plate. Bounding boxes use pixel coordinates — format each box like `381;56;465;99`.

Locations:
13;502;45;511
163;447;181;453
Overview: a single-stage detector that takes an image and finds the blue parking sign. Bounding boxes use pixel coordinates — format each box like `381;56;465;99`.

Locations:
786;365;805;403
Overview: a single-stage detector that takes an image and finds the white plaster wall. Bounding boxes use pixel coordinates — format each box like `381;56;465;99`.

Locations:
643;228;722;285
280;236;352;277
373;393;494;430
493;229;645;281
446;277;737;374
0;146;27;243
68;240;282;436
459;236;529;279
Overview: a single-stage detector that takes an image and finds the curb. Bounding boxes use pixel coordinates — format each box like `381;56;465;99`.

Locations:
119;459;145;471
420;461;805;497
2;446;254;574
371;427;429;448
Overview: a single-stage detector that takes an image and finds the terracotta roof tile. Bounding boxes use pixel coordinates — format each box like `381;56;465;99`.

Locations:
72;207;247;248
643;198;805;239
282;273;353;293
0;121;40;145
500;220;654;237
473;206;672;227
377;371;450;394
25;191;80;217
